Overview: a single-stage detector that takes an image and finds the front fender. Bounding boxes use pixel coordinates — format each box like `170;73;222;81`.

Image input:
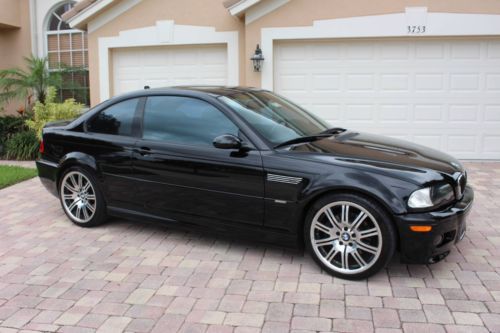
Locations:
301;169;415;215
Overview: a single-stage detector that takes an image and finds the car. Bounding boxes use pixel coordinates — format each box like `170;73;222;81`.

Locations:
36;86;473;280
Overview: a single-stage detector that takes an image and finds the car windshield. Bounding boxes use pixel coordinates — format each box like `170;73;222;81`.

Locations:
218;91;330;146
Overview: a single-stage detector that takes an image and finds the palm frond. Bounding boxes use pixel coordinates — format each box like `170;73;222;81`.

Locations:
0;56;53;106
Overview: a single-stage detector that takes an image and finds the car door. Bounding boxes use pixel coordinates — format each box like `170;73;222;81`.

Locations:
83;97;143;208
132;95;265;226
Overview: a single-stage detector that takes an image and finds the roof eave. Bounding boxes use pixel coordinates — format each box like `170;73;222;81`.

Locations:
64;0;116;30
225;0;262;17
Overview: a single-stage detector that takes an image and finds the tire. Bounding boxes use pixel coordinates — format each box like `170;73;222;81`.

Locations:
59;166;107;227
304;193;396;280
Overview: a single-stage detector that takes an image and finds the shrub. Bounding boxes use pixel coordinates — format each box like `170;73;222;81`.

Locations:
0;116;25;141
4;130;39;160
26;86;83;138
0;116;26;155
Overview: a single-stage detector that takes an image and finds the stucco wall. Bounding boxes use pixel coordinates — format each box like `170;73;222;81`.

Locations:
87;0;245;106
0;0;21;28
86;0;500;106
0;0;32;114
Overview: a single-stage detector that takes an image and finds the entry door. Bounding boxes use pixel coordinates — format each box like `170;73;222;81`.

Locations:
132;95;265;225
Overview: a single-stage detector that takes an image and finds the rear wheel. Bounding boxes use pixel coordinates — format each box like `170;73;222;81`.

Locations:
59;167;107;227
304;193;396;280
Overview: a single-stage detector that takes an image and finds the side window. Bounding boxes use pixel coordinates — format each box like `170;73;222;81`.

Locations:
87;98;139;136
143;96;239;146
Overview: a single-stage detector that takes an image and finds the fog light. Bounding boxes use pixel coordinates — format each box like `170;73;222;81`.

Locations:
433;235;443;246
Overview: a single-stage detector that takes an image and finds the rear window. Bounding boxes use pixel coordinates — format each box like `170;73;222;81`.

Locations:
87;99;139;136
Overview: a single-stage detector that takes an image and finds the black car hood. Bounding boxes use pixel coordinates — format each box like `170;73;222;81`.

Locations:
288;131;463;176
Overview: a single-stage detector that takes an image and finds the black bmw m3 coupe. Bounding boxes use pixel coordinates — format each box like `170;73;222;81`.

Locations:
37;86;473;279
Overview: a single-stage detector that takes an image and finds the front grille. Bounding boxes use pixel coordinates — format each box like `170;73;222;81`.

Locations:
456;172;467;199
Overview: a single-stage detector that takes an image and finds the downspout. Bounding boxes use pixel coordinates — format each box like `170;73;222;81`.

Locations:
29;0;38;56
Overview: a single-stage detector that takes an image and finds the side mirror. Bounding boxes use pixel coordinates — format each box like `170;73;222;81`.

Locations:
213;134;242;150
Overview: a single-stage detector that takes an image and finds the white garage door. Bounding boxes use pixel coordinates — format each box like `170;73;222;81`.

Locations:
275;38;500;159
113;44;227;95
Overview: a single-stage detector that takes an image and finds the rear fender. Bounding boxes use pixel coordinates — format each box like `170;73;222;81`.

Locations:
57;152;99;187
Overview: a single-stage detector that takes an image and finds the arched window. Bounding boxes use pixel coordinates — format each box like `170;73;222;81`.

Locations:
46;1;89;105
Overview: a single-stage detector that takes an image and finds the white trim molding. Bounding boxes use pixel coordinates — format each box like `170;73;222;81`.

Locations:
261;7;500;89
245;0;289;25
98;20;239;101
228;0;261;16
227;0;289;24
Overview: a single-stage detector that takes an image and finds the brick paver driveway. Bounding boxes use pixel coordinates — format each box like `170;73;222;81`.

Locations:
0;162;499;333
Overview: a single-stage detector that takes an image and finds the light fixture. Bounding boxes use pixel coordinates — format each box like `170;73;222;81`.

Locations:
250;44;264;72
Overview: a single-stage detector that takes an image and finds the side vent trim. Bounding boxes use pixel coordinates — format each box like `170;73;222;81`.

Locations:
267;173;303;185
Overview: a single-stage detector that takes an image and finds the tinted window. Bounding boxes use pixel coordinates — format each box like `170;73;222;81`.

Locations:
87;98;138;136
143;96;239;146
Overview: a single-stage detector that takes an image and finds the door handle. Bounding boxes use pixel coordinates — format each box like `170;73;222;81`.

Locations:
135;147;151;156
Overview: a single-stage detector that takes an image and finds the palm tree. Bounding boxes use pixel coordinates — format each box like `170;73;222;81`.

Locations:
0;56;61;107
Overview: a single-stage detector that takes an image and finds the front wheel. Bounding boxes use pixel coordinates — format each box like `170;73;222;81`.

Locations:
59;167;107;227
304;193;396;280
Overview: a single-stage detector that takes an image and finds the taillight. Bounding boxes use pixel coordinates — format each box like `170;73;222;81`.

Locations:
39;140;45;154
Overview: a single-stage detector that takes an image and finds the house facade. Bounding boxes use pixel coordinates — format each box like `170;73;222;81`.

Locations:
2;0;500;159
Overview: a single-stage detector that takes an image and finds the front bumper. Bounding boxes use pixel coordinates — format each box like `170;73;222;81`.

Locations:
396;185;474;264
36;159;59;197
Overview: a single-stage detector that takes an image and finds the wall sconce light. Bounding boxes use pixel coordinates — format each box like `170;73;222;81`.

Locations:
250;44;264;72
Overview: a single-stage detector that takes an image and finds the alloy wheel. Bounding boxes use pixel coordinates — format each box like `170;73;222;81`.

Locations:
310;201;382;275
60;171;97;223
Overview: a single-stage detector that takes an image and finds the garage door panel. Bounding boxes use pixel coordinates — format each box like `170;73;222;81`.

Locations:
115;80;141;94
113;44;227;96
448;105;479;122
448;135;478;154
311;44;342;60
144;79;170;87
312;75;341;91
413;135;443;149
451;41;481;59
483;135;500;153
346;43;375;59
488;42;500;58
275;38;500;159
486;74;500;91
346;74;374;91
415;74;445;92
380;74;410;92
379;105;410;122
484;105;500;122
415;42;445;59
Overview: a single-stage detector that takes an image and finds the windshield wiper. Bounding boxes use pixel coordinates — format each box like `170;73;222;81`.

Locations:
274;134;333;149
318;127;346;135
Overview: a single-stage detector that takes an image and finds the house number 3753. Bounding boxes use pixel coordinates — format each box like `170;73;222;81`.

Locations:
407;25;426;34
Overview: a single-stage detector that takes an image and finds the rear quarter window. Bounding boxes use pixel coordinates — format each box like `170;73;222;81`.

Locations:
86;98;139;136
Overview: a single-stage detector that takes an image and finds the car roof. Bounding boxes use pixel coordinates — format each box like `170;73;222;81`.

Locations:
172;86;264;96
116;86;265;100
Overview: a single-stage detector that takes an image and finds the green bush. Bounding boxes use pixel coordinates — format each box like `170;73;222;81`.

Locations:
0;116;26;156
0;115;25;143
4;130;39;160
26;86;83;138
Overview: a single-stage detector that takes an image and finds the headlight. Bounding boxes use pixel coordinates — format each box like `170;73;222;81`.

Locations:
408;183;455;209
